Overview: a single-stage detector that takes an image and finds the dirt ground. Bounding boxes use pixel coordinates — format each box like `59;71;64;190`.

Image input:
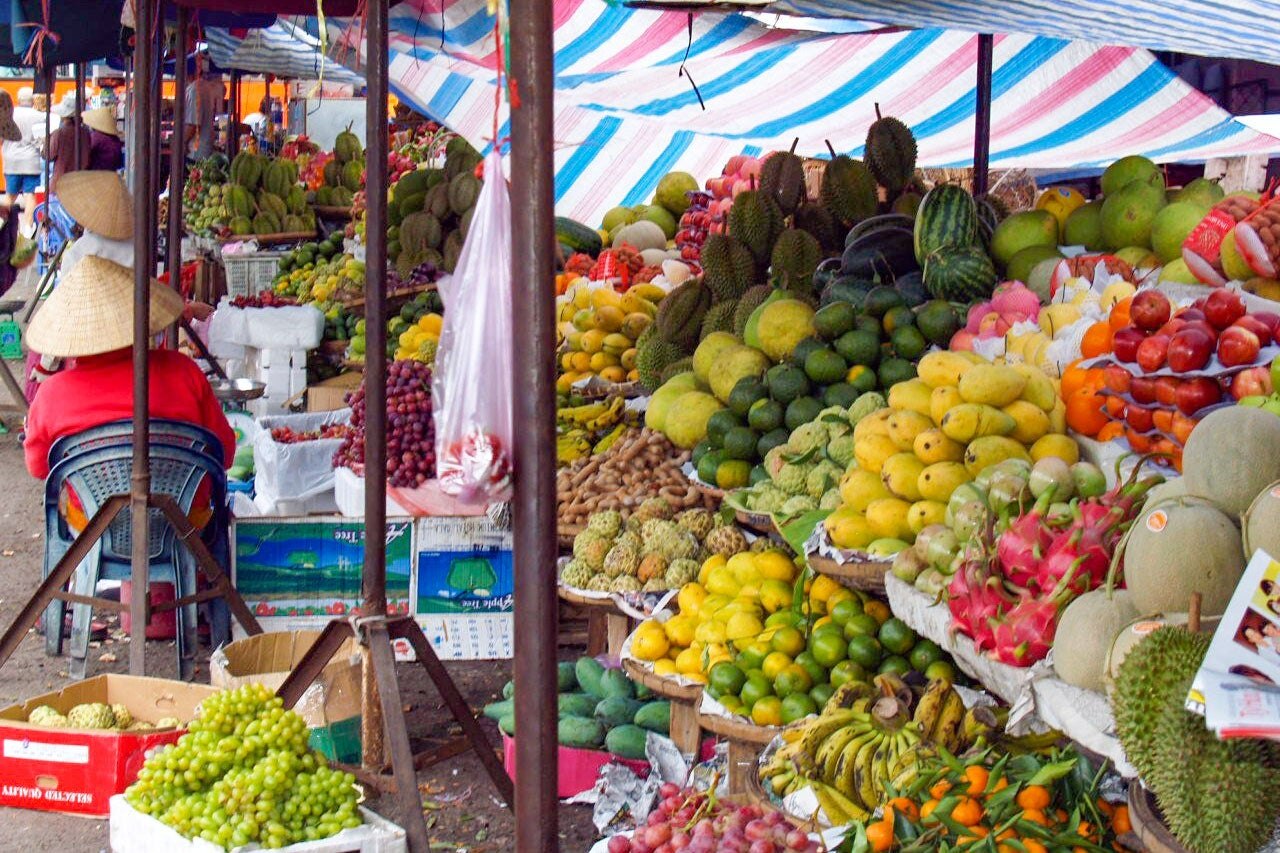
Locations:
0;275;599;851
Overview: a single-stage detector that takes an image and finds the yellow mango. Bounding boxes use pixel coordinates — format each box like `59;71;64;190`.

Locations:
1002;400;1051;445
929;385;964;426
1048;398;1068;434
1011;363;1058;411
958;364;1028;407
908;500;948;534
956;351;988;364
888;379;934;418
824;508;877;551
1030;433;1080;464
854;433;898;474
940;403;1016;443
963;435;1032;477
865;498;914;541
853;408;893;443
916;351;976;389
1037;303;1081;337
886;410;934;452
591;288;624;311
881;452;926;501
913;428;965;464
917;461;971;503
839;468;894;512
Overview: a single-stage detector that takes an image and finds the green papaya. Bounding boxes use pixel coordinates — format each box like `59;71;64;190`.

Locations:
558;693;597;718
597;668;634;700
594;697;643;728
557;661;578;692
482;698;513;720
498;714;515;736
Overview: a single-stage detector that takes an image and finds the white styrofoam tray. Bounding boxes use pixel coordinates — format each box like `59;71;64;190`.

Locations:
109;794;406;853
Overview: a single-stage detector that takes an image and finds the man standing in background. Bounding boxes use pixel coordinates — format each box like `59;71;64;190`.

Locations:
5;87;45;233
184;51;224;160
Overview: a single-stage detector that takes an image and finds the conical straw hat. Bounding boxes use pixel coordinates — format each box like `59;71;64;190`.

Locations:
81;106;120;138
26;256;184;358
57;171;134;240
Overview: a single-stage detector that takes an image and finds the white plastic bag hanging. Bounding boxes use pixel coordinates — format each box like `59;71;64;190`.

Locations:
432;150;514;503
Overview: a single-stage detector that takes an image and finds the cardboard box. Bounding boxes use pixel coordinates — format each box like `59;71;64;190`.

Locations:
210;631;362;764
0;675;217;817
402;613;513;661
232;517;413;634
414;517;513;615
307;371;363;412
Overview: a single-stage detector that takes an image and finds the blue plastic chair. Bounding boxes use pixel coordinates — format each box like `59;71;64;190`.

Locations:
44;419;233;655
41;444;227;681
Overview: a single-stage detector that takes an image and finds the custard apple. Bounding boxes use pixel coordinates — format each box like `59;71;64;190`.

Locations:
776;463;811;496
586;510;623;540
676;508;715;541
628;496;674;529
826;434;855;468
155;717;182;729
705;525;748;558
572;530;606;560
656;529;700;562
27;705;67;727
820;488;842;511
127;721;156;732
586;574;613;592
848;392;886;426
561;559;593;588
780;495;818;516
111;703;133;729
610;575;642;593
642;578;668;593
807;461;841;499
786;422;827;455
577;536;611;572
764;446;788;478
603;541;641;578
641;519;679;549
664;558;699;587
751;538;785;554
637;552;668;583
748;484;786;513
67;702;115;729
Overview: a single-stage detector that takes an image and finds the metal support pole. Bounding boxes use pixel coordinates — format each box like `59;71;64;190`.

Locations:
509;0;560;846
130;0;157;675
361;0;390;771
973;33;994;198
73;63;84;171
167;6;187;290
228;71;239;159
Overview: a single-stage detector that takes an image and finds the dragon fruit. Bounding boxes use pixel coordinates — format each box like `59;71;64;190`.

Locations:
995;486;1063;588
988;589;1067;666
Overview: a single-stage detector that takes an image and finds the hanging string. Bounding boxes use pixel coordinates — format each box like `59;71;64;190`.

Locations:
677;13;704;111
17;0;60;70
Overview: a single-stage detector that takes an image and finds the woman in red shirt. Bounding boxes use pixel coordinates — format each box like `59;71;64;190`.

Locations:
23;256;236;510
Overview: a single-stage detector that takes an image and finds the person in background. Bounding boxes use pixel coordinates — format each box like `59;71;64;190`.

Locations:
184;51;224;160
5;87;44;233
81;106;124;172
243;95;271;137
42;94;90;188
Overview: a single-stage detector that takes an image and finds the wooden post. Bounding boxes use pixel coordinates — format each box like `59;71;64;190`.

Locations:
973;34;994;197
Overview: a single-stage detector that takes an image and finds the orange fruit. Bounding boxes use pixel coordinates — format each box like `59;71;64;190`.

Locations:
1065;390;1108;436
963;765;990;796
1020;808;1050;826
1095;798;1114;818
1103;394;1127;418
1060;367;1088;398
1016;786;1051;811
1096;420;1125;442
929;780;952;800
1109;296;1133;330
1023;842;1048;853
1112;804;1131;834
920;799;939;823
952;797;984;827
886;797;919;822
866;820;894;852
863;599;891;625
1080;322;1114;357
991;775;1009;792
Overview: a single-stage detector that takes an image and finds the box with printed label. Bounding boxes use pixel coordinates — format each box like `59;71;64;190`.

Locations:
0;675;217;817
232;517;412;635
413;517;513;615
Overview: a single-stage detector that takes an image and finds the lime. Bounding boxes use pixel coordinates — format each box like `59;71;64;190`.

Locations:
864;600;892;625
835;329;881;367
719;694;745;715
709;662;747;697
908;639;945;672
785;396;824;431
780;691;819;724
771;626;806;657
877;617;917;656
739;672;774;708
809;682;835;709
877;357;917;389
748;398;785;433
854;314;881;336
705;409;740;448
828;659;866;688
774;664;814;699
846;634;883;669
738;641;771;671
823;382;862;408
762;651;793;681
843;612;881;640
882;305;916;335
765;611;801;629
809;632;848;669
890;325;928;361
715;459;752;490
829;597;864;627
794;651;826;686
845;363;878;394
924;660;957;683
751;695;784;727
877;654;911;676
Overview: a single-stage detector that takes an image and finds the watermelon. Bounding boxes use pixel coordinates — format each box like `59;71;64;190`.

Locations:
841;227;918;281
922;246;997;301
914;184;979;264
555;216;603;256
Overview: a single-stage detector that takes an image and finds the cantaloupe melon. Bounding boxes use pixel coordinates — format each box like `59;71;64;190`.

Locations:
1123;497;1244;617
1242;479;1280;560
1105;613;1192;692
1182;406;1280;517
1142;477;1185;508
1053;589;1139;693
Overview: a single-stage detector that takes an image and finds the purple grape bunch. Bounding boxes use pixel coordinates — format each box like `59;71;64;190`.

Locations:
333;360;437;488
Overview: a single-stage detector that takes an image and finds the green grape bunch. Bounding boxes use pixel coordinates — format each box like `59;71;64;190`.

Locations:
125;684;361;849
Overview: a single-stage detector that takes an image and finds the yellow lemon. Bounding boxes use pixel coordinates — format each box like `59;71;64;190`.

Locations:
653;658;678;676
694;620;727;646
725;611;764;644
727;552;760;585
705;565;741;597
663;613;696;648
808;574;842;608
631;623;670;661
683;672;708;685
753;551;796;582
759;579;793;613
698;554;727;586
677;583;707;617
762;651;793;681
706;643;733;667
751;696;784;727
825;587;855;612
675;646;704;675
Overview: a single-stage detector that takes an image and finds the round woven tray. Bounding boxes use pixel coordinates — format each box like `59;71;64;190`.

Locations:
735;509;775;536
1127;785;1189;853
696;707;781;745
806;552;890;594
557;522;583;550
621;657;703;702
576;380;645;401
556;584;620;610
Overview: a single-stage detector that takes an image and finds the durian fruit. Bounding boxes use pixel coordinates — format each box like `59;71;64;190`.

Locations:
635;327;686;392
659;357;694;385
821;155;878;227
1112;627;1210;785
864;106;917;193
653;279;713;352
700;233;757;303
770;229;823;296
67;702;115;730
728;190;784;265
733;284;775;337
699;301;738;341
759;151;806;215
794;203;842;253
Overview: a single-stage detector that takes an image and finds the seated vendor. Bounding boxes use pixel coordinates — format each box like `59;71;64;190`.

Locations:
22;256;235;528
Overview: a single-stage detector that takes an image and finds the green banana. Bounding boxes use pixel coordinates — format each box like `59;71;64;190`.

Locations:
843;730;885;808
818;724;870;783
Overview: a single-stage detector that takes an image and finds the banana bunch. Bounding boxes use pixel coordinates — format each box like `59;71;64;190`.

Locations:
557;430;594;464
558;396;626;431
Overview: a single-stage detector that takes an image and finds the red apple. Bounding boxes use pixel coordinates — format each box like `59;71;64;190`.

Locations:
1157;317;1188;338
1176;307;1206;322
1252;311;1280;338
1167;328;1215;372
1137;334;1171;372
1104;363;1133;394
1203;288;1247;330
1130;290;1172;332
1126;404;1155;433
1231;366;1274;400
1233;315;1273;347
1112;326;1147;363
1175;377;1223;415
1218;325;1261;367
1130;376;1158;404
1192;297;1208;311
1155;376;1180;406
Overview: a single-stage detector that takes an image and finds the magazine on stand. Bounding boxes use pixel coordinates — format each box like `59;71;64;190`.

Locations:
1189;549;1280;739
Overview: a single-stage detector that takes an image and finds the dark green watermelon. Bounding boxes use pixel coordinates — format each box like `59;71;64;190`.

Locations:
820;276;876;308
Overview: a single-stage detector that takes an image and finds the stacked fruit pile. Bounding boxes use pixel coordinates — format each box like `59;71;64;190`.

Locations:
556;282;666;391
182;155;230;236
26;702;181;731
382;137;483;277
822;351;1079;556
562;501;748;594
556;395;636;466
268;425;352;443
217;152;317;237
332;360;435;487
124;685;361;849
273;232;363;303
484;657;670;760
313;126;363;210
758;677;989;824
321;304;359;345
605;784;819;853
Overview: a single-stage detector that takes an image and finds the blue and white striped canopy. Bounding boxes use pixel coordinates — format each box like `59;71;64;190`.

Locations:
328;0;1277;224
205;18;365;85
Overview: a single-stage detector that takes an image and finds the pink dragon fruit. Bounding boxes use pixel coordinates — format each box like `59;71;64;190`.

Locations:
995;487;1064;588
987;591;1065;666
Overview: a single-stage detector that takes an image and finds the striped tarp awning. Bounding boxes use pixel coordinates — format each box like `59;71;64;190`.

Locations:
205;18;365;85
331;0;1278;225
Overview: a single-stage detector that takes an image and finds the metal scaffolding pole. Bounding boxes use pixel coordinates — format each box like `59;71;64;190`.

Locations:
973;33;994;197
